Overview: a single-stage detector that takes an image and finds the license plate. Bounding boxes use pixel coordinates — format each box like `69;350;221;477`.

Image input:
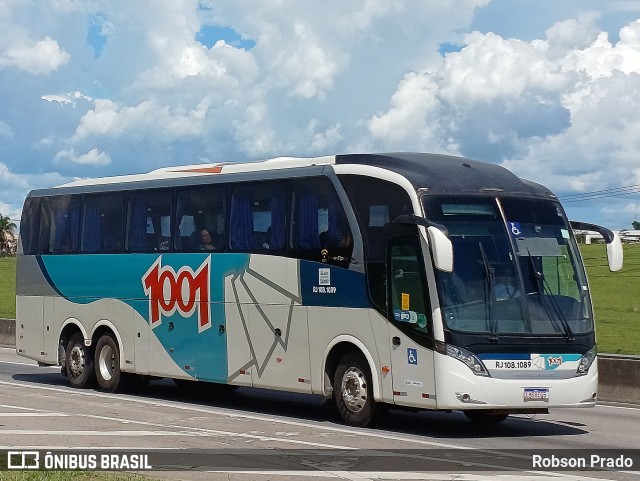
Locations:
524;388;549;402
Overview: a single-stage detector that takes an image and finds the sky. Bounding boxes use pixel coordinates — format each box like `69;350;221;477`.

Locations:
1;0;640;230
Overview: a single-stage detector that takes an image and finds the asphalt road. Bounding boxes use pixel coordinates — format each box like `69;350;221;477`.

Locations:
0;347;639;481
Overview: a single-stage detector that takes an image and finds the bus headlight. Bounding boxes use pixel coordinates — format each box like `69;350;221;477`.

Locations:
576;347;597;377
445;344;490;377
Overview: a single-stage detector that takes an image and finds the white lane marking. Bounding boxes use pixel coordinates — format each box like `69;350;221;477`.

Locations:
0;446;181;450
196;473;578;480
596;404;640;411
0;430;203;436
0;403;59;412
0;413;68;417
0;360;59;368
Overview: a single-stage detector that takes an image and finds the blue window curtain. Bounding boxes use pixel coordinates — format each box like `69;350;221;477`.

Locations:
52;198;79;253
230;188;252;250
128;195;149;252
69;201;80;252
82;201;101;253
270;189;286;250
295;191;319;249
327;191;343;247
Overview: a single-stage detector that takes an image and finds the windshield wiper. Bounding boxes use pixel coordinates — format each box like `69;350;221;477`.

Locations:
478;242;498;343
526;249;574;342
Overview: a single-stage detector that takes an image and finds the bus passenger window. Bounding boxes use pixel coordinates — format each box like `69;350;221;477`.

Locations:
174;186;226;252
126;190;173;253
19;197;42;255
229;182;286;253
290;178;352;267
81;193;124;253
339;175;414;313
45;196;81;254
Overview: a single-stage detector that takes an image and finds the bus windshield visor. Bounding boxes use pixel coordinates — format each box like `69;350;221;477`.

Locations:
423;196;593;336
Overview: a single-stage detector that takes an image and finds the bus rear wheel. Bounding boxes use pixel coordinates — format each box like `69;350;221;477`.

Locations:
333;352;376;427
464;411;508;424
65;332;95;389
95;333;121;392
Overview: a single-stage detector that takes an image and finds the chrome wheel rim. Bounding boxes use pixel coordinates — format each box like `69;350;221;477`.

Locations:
341;367;368;412
69;344;86;378
98;344;115;381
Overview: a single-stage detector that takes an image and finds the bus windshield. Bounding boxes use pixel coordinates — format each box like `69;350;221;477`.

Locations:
423;196;593;337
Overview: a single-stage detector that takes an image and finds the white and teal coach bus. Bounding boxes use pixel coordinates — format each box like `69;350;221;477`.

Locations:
16;153;623;426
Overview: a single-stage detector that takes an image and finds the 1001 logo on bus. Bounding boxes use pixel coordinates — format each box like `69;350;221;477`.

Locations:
142;257;211;332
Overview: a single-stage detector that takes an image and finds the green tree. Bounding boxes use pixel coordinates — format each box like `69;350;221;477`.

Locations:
633;221;640;230
0;213;17;255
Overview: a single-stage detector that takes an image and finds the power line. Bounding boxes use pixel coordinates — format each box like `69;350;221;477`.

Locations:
560;183;640;203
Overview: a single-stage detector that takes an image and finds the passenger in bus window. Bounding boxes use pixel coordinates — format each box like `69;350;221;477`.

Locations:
198;229;216;251
339;232;352;248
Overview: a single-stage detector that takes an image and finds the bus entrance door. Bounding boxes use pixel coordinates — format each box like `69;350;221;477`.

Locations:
388;238;437;408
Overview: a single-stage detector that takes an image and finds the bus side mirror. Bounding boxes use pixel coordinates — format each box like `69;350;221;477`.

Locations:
427;226;454;272
392;214;454;272
606;231;623;272
570;221;623;272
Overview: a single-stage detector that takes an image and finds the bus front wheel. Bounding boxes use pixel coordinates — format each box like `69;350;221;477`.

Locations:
65;332;95;389
333;352;376;427
94;333;121;392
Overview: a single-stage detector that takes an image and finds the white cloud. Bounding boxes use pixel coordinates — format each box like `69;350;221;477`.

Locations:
199;0;489;100
0;36;70;74
544;12;601;60
73;98;210;142
55;147;112;166
369;72;455;153
42;91;93;107
308;121;343;152
439;32;570;105
498;19;640;197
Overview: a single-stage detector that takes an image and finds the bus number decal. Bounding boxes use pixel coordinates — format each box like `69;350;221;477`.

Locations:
142;256;211;332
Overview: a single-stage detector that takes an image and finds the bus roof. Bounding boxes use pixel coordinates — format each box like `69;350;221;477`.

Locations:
37;152;553;199
336;152;554;198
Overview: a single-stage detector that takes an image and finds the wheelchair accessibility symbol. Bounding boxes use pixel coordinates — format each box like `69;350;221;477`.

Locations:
509;222;522;237
407;348;418;365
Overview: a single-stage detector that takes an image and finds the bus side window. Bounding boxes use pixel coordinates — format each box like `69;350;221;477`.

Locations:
19;197;42;255
290;177;352;267
229;182;287;253
81;193;124;253
44;195;81;254
389;238;432;335
174;186;226;252
126;190;173;253
339;175;414;313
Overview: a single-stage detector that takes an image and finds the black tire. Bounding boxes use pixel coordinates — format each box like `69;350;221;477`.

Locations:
464;410;508;424
65;332;95;389
94;333;121;392
333;352;376;427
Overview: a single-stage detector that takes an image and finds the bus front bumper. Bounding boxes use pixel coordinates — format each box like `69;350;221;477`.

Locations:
435;354;598;411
